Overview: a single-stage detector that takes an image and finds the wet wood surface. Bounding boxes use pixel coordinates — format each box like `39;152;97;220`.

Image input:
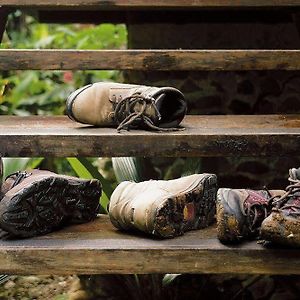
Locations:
0;115;300;157
2;49;300;71
0;215;299;275
2;0;300;9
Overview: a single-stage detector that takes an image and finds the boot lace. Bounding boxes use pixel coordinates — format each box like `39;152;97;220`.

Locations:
267;177;300;216
112;93;184;132
245;201;269;232
5;171;31;188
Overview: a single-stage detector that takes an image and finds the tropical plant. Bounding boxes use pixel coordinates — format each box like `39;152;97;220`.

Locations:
0;11;127;116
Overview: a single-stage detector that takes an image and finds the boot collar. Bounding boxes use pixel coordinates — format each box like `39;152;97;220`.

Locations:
111;87;186;132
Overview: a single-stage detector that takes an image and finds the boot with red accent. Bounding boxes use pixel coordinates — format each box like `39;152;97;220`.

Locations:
260;167;300;247
217;188;284;244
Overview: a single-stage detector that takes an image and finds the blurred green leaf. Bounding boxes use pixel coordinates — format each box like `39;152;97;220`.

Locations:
162;274;182;287
112;157;158;183
112;157;145;183
182;158;202;177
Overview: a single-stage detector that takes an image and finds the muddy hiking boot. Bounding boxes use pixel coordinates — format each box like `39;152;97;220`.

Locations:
217;188;285;244
260;167;300;247
66;82;187;132
0;170;101;238
108;174;217;238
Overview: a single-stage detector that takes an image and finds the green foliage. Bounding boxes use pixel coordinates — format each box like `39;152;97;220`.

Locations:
2;12;126;50
0;11;127;116
112;157;145;183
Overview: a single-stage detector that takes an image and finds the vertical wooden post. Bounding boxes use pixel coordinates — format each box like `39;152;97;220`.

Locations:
0;7;7;183
0;7;8;43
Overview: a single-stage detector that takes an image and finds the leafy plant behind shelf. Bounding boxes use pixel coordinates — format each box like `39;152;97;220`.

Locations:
1;11;127;117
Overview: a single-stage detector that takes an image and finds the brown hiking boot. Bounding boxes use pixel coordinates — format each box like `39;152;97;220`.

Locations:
0;170;101;238
260;168;300;247
66;82;187;131
108;174;217;238
217;188;284;244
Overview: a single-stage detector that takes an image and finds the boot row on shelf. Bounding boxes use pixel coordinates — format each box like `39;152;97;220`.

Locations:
0;163;299;248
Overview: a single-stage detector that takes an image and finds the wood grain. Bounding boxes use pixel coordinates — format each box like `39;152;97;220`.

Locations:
2;0;300;9
0;115;300;157
1;49;300;71
0;215;299;275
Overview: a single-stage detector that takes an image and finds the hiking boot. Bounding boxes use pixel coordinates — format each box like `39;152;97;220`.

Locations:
217;188;285;244
0;158;3;199
260;168;300;247
108;174;217;238
0;170;101;238
66;82;187;132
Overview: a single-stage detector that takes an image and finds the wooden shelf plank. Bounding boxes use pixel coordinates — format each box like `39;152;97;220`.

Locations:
2;49;300;71
2;0;300;9
0;115;299;157
0;215;299;275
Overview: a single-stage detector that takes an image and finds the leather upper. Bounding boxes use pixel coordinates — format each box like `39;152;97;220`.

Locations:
66;82;186;128
109;174;211;233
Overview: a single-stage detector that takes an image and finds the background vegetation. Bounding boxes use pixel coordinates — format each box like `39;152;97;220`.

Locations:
1;11;126;116
0;11;127;212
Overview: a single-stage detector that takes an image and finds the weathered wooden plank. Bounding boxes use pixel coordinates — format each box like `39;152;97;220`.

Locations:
1;49;300;71
2;0;300;9
0;215;299;275
0;115;300;157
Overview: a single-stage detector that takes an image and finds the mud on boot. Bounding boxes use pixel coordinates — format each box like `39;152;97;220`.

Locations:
217;188;284;244
260;167;300;247
109;174;217;238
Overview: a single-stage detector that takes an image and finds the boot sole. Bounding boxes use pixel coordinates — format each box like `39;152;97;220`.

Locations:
260;211;300;247
0;176;101;238
152;174;217;238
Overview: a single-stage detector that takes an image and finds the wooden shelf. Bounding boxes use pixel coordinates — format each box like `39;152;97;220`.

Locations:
0;115;299;157
2;0;300;9
0;215;299;275
2;49;300;71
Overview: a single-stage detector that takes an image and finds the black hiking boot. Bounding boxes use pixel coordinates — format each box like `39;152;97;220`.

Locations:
0;170;101;238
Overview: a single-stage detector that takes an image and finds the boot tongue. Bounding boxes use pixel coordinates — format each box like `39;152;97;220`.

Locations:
289;167;300;181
